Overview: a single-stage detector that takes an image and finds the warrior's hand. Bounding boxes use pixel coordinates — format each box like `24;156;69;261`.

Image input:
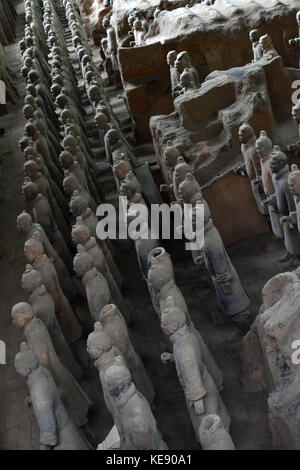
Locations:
194;252;205;266
262;198;269;207
252;176;262;185
216;271;232;295
289;38;297;47
280;215;290;225
161;352;174;364
193;399;205;415
25;396;32;407
290;211;298;226
160;184;170;192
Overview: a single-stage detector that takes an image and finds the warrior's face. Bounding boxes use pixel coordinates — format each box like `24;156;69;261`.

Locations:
175;53;188;74
289;174;300;196
238;126;252;144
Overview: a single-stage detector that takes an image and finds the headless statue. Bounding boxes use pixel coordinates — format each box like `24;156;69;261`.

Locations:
199;414;235;450
12;304;91;427
15;343;92;450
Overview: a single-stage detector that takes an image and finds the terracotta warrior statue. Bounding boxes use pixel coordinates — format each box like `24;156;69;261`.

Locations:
255;131;283;239
87;323;126;444
167;50;180;99
102;17;120;85
270;146;300;258
238;122;266;214
22;179;72;254
180;69;197;93
17;211;76;299
87;82;103;113
147;246;223;391
113;154;131;190
259;34;279;60
103;362;168;450
133;19;145;47
24;120;62;186
70;190;123;288
172;156;194;203
175;51;200;90
120;170;143;205
69;189;99;236
106;128;137;168
73;245;111;322
95;111;113;149
72;216;124;300
161;299;230;441
11;303;91;427
21;264;82;380
24;158;69;221
249;29;263;62
99;303;154;404
15;343;92;450
178;173;251;336
288;163;300;233
287;100;300;156
160;142;180;199
59;149;96;208
24;232;82;344
134;10;149;35
130;219;159;280
63;171;97;214
288;11;300;68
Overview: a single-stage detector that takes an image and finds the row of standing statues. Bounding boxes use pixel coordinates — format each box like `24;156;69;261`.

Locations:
15;0;237;450
12;0;300;451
